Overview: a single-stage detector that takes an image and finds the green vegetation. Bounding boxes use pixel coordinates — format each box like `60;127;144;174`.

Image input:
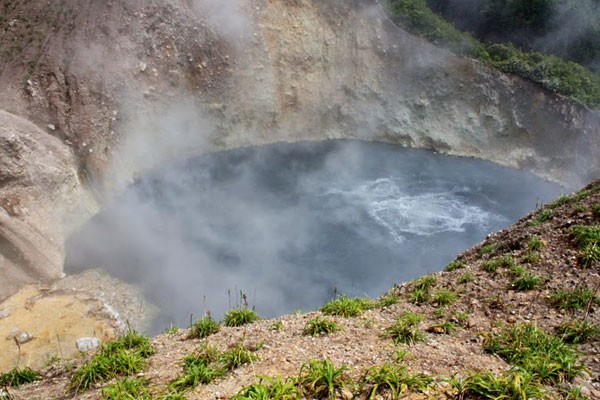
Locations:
478;242;499;256
432;289;458;306
319;295;374;317
232;376;300;400
408;275;437;304
453;370;544;400
302;316;340;336
223;308;261;327
297;359;350;400
527;235;545;251
444;259;465;271
549;195;571;209
482;255;516;273
570;225;600;268
528;209;554;226
102;377;151;400
549;287;598;312
427;320;457;334
269;320;284;331
69;329;154;393
220;345;259;371
457;271;474;284
385;312;425;344
188;316;220;339
556;319;600;344
592;202;600;217
385;0;600;108
0;367;41;388
484;323;585;383
510;270;542;291
376;293;400;308
358;363;432;399
163;325;179;335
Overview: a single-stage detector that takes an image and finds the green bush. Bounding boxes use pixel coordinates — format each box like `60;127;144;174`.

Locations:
188;316;220;339
297;359;350;400
302;316;340;336
358;363;432;398
444;260;465;271
385;312;425;344
0;367;41;388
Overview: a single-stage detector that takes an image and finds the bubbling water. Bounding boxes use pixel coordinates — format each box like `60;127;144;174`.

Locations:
65;140;565;333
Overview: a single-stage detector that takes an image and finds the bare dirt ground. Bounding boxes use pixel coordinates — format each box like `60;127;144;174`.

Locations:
6;180;600;399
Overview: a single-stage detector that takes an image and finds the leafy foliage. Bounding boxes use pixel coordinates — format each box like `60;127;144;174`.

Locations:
358;363;432;399
188;316;220;339
453;370;545;400
385;312;425;344
297;359;350;400
102;377;151;400
302;316;340;336
319;295;374;317
549;287;598;312
223;308;261;327
0;368;41;388
232;376;300;400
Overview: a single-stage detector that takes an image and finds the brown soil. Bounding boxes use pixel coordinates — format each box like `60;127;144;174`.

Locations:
6;180;600;399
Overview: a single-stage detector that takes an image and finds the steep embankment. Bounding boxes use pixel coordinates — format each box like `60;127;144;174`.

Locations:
8;180;600;399
0;0;598;299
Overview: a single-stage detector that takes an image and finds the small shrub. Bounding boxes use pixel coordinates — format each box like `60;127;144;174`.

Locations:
445;260;465;271
232;376;300;400
0;368;41;388
510;271;542;291
549;287;598;312
385;312;425;345
358;363;432;399
223;308;261;327
457;272;474;284
297;359;349;400
319;295;374;317
454;370;544;399
556;319;600;344
188;316;220;339
220;345;258;371
432;289;458;306
102;377;151;400
483;323;585;383
303;316;340;336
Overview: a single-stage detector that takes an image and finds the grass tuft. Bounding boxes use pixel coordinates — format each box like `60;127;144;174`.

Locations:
385;312;425;345
453;370;544;399
483;323;585;383
358;363;432;399
223;308;261;327
555;319;600;344
0;368;41;388
432;289;459;306
302;316;340;337
444;260;465;272
232;376;300;400
319;295;374;318
549;287;598;312
297;359;349;400
101;377;151;400
570;225;600;267
510;271;542;291
188;316;220;339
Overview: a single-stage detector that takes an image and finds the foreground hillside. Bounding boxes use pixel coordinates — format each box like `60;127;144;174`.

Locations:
4;180;600;399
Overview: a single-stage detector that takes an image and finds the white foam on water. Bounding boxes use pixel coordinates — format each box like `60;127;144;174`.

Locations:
320;178;506;243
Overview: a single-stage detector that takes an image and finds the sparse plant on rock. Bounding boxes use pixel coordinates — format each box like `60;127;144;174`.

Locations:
358;363;432;399
444;260;465;271
302;316;340;336
556;319;600;344
297;359;350;400
188;316;220;339
385;312;425;345
432;289;458;306
223;308;261;327
233;376;300;400
319;294;374;317
549;287;598;312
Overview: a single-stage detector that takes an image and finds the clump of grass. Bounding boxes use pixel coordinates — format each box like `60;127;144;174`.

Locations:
478;242;499;256
556;319;600;344
377;293;400;308
521;251;541;265
528;209;553;226
358;363;432;399
188;316;220;339
69;328;154;393
223;308;261;327
319;295;374;317
232;376;300;400
453;311;470;327
171;355;224;390
297;359;350;400
163;325;179;335
453;370;544;399
409;275;437;304
549;287;598;312
0;367;41;388
269;321;284;331
482;255;515;273
385;312;425;345
527;235;546;251
432;289;458;306
101;377;151;400
510;271;542;291
570;225;600;267
486;293;506;310
457;272;474;284
413;275;437;290
220;345;258;371
302;316;340;337
427;321;457;334
549;195;571;209
483;323;585;383
592;202;600;217
444;260;465;272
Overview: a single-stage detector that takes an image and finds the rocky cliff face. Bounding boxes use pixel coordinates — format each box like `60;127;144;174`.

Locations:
0;0;598;298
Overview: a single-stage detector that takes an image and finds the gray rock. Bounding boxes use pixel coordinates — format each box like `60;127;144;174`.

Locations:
16;331;33;344
76;337;100;352
0;308;9;319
